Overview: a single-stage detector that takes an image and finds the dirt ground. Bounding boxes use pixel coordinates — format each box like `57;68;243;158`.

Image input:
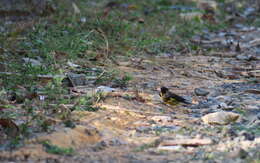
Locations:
0;0;260;162
2;46;259;162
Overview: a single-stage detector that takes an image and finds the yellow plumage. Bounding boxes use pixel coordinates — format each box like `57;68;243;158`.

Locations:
159;87;190;106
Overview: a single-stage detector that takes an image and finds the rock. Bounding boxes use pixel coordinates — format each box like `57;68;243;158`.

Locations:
22;58;42;67
108;138;127;146
243;7;256;17
239;131;255;141
67;61;80;68
215;96;232;103
151;94;161;103
257;113;260;120
236;55;253;61
191;97;219;109
202;111;240;125
66;73;88;87
157;145;183;151
228;148;248;159
234;24;255;32
96;86;116;93
194;88;209;96
219;102;234;110
92;140;107;151
224;128;238;138
80;17;87;23
192;95;234;110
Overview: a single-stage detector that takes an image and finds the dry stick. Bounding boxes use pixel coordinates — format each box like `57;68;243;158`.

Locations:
159;138;213;146
93;29;121;65
249;70;260;73
96;28;109;61
202;52;237;58
83;29;109;60
95;69;106;81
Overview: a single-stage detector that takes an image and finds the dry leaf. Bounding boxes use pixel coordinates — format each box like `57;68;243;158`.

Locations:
0;118;19;137
72;2;81;14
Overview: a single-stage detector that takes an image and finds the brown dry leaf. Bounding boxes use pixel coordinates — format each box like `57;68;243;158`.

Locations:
0;118;19;137
53;51;69;61
138;18;145;23
201;13;216;23
56;104;72;120
134;90;146;103
127;5;138;10
88;53;105;62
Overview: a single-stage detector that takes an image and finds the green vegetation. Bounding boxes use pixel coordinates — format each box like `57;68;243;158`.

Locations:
42;141;75;155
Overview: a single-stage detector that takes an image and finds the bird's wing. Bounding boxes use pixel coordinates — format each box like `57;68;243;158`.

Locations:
165;92;190;104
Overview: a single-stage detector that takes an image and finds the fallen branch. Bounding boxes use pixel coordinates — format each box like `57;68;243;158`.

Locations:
159;138;213;147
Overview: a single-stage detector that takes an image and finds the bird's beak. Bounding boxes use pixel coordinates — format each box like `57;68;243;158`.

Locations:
156;87;161;92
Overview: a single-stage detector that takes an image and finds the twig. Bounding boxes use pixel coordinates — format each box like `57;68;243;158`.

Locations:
96;28;110;60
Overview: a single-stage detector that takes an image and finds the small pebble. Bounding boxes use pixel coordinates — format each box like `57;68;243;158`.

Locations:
239;131;255;141
194;88;210;96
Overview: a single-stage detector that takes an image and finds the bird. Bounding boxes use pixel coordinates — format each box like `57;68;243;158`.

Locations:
159;87;191;106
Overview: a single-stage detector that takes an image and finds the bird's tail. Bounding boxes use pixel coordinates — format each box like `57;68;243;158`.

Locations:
184;101;191;104
183;99;192;104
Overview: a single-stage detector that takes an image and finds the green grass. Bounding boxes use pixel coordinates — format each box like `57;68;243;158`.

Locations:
42;141;75;155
